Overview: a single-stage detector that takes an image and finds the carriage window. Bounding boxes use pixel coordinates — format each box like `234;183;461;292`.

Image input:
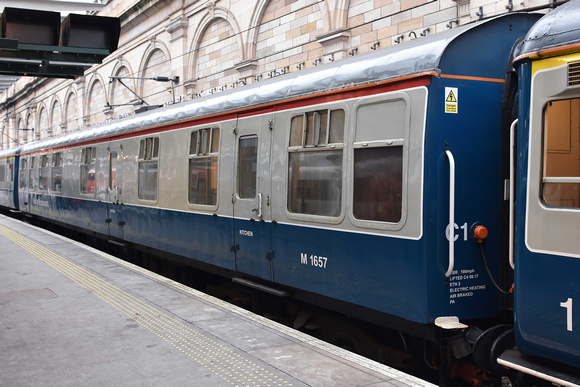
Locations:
4;160;13;182
354;146;403;222
29;156;36;191
138;137;159;201
109;152;117;191
189;128;219;205
39;155;49;192
353;100;406;223
542;98;580;208
52;152;62;192
20;158;27;189
0;164;5;182
80;147;96;195
238;136;257;199
288;109;344;216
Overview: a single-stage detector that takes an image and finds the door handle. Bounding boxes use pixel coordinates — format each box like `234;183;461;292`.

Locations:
252;193;263;219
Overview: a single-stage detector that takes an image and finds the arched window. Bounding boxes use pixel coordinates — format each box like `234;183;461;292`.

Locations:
141;48;171;107
111;66;135;119
87;79;106;126
65;92;80;132
194;19;239;93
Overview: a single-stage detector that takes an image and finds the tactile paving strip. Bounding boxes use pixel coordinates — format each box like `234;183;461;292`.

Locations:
0;224;293;387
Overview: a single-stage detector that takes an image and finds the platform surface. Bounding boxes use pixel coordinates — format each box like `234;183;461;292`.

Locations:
0;214;436;386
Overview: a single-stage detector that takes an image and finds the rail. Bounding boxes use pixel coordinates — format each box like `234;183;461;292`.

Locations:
445;149;455;278
509;119;517;270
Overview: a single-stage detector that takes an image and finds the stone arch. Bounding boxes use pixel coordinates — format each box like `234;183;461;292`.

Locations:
15;115;22;145
37;103;49;140
139;39;172;107
64;87;80;132
187;8;243;82
109;60;137;119
247;0;331;59
10;114;21;146
86;73;108;127
190;17;241;94
49;97;63;137
245;0;271;59
251;0;327;74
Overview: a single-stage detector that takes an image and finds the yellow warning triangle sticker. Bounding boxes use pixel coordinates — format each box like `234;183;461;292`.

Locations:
446;90;457;102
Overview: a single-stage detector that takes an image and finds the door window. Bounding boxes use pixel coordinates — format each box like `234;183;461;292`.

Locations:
238;136;258;199
542;98;580;208
109;151;117;191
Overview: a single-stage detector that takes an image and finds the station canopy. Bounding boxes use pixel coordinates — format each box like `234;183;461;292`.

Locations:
0;2;119;91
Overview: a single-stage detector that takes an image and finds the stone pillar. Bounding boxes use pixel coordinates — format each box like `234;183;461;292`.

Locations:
75;77;86;130
2;117;8;149
6;114;16;148
316;30;351;62
104;105;114;121
183;79;197;99
165;16;189;101
235;60;258;84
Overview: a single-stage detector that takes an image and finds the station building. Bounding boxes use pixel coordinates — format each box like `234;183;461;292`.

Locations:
0;0;553;148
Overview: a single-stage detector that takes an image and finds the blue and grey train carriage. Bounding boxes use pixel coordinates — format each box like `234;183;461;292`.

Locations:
3;9;577;385
496;1;580;385
0;148;20;211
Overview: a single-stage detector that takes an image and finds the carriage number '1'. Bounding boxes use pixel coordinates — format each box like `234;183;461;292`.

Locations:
301;253;327;268
561;298;573;332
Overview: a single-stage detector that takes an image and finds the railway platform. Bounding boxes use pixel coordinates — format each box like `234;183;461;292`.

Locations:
0;214;435;387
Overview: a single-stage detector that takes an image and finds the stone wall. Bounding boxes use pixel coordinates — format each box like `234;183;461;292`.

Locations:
0;0;551;148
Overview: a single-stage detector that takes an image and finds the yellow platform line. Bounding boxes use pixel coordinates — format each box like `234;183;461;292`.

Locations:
0;224;292;387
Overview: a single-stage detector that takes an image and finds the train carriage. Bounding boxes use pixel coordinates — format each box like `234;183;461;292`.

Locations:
497;1;580;384
14;13;538;328
0;148;20;211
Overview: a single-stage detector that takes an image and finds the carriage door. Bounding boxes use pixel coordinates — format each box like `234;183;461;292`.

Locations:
232;109;274;281
106;144;124;240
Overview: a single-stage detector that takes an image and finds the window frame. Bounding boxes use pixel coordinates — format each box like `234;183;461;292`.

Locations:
349;94;410;231
285;105;347;223
540;98;580;209
188;127;220;207
138;137;160;202
52;152;63;193
524;62;580;259
9;160;13;183
237;134;258;199
29;156;37;192
80;147;97;196
38;154;50;192
20;157;27;190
